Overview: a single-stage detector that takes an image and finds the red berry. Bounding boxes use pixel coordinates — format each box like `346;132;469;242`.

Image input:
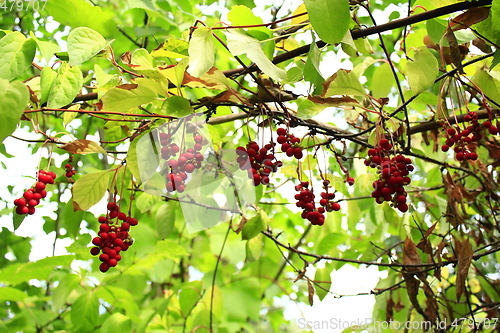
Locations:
441;145;449;152
92;237;103;246
127;218;138;226
90;247;100;256
34;182;46;191
489;125;499;135
99;263;110;273
397;203;409;213
16;206;29;215
108;258;118;267
276;128;287;136
277;135;287;144
447;128;456;136
331;202;341;211
345;177;355;186
23;191;34;200
379;139;389;148
107;202;118;211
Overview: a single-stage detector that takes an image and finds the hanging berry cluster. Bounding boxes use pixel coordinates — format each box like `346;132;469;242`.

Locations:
441;111;499;161
293;181;338;225
159;131;206;193
13;170;56;215
276;127;304;159
90;202;137;273
365;139;414;213
64;163;76;178
236;141;283;186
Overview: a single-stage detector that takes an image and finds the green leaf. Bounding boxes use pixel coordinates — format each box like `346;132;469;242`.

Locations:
316;233;344;255
0;287;27;302
370;62;393;98
405;46;439;94
29;32;60;64
245;233;264;262
0;79;29;143
491;49;500;70
72;170;110;211
151;39;189;58
136;191;160;213
127;131;160;184
187;27;216;77
242;211;267;240
70;291;99;333
322;69;366;96
304;41;324;94
155;201;177;238
44;0;117;37
100;313;132;333
67;27;108;66
12;211;27;231
161;96;193;117
314;265;332;301
52;273;80;312
304;0;350;45
295;97;327;119
101;83;157;111
61;200;85;238
227;5;272;36
0;32;36;81
179;283;202;317
153;239;188;262
0;255;74;285
39;67;57;104
47;63;84;109
473;68;500;105
224;30;287;81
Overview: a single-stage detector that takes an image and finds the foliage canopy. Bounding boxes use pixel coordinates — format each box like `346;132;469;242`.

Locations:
1;0;500;332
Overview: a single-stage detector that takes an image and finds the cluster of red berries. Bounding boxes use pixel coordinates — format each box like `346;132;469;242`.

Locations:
13;170;56;215
318;180;341;212
441;112;498;161
236;141;283;186
90;202;137;273
294;181;340;225
159;131;206;193
64;163;76;178
365;139;414;213
276;127;304;159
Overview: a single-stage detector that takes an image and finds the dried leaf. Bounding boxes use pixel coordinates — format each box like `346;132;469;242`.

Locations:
120;51;132;65
116;83;138;90
444;26;465;74
60;139;107;155
182;67;229;90
403;237;421;270
450;7;490;31
307;280;314;306
308;95;360;107
434;241;446;280
200;89;252;106
386;297;394;321
456;238;473;301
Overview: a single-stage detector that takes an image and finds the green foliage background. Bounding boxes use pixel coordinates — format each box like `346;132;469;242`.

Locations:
0;0;500;332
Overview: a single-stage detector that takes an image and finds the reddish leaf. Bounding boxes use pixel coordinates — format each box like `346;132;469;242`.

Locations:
450;7;490;31
201;89;252;106
116;83;138;90
59;139;106;155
